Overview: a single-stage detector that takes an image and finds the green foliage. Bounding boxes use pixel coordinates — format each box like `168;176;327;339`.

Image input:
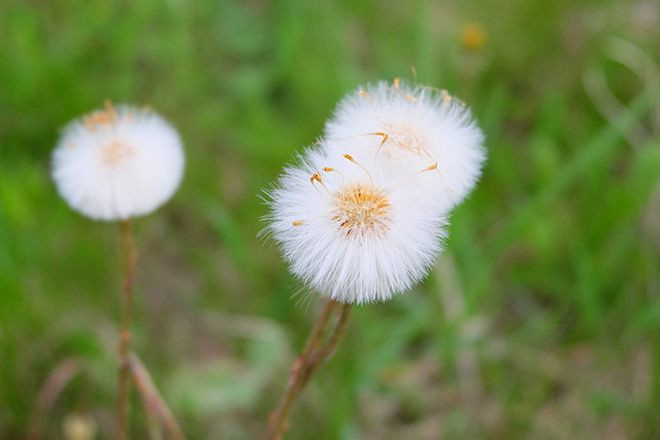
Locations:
0;0;658;438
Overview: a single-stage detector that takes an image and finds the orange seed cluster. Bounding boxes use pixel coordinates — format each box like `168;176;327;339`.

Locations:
332;183;390;236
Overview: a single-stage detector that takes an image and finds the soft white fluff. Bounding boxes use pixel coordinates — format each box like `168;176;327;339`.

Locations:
267;140;447;304
324;81;486;212
52;104;184;221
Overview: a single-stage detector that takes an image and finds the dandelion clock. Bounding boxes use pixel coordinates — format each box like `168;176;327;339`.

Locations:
267;141;448;304
52;102;184;220
324;80;486;212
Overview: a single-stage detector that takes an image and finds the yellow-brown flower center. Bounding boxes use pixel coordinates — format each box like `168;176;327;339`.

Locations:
101;139;135;166
332;183;390;236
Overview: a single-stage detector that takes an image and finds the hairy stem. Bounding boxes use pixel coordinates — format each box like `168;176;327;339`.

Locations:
265;299;352;440
116;219;137;439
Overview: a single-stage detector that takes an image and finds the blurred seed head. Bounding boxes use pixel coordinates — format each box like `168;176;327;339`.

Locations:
52;102;185;221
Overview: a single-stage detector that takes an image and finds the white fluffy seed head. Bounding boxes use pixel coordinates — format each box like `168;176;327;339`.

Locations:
266;141;447;304
52;103;185;221
325;81;486;212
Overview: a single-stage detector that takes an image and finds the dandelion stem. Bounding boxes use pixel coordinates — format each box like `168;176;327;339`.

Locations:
306;303;352;378
128;353;184;440
117;219;137;439
265;299;352;440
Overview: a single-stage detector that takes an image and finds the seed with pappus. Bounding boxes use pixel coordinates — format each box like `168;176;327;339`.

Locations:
52;102;184;221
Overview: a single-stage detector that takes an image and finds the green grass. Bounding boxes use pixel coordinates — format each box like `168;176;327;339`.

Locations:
1;0;659;438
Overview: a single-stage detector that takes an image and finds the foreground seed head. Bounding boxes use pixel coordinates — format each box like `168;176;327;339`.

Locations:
266;142;447;304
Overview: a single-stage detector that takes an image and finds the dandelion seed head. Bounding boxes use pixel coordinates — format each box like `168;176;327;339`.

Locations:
266;142;447;304
325;81;486;211
52;103;184;221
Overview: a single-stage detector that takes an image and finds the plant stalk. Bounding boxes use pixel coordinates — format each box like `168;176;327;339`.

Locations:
116;219;137;439
265;299;352;440
128;353;184;440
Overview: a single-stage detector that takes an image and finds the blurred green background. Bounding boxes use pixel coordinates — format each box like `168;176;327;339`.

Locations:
1;0;659;438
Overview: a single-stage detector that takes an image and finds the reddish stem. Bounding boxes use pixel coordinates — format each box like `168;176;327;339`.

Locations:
265;300;352;440
116;219;137;439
